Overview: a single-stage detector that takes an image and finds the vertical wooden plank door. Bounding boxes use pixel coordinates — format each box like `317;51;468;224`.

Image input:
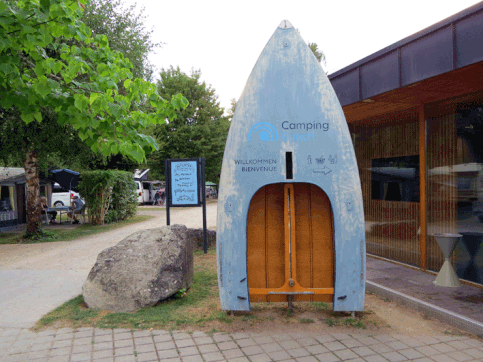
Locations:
247;183;334;303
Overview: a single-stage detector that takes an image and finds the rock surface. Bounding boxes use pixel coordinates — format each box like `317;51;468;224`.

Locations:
82;224;193;312
187;228;216;250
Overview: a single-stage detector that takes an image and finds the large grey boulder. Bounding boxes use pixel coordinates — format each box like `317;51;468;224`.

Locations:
82;224;193;312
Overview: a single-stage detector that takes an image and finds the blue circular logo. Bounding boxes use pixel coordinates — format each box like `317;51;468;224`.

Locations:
248;122;279;142
259;130;270;142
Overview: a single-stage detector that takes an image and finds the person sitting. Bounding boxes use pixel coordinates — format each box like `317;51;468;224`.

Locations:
68;195;85;224
40;196;57;224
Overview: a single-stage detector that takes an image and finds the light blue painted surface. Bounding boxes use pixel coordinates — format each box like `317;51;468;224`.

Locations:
217;21;366;312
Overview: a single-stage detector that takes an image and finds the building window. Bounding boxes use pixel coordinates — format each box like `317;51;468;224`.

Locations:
0;186;15;212
371;155;420;202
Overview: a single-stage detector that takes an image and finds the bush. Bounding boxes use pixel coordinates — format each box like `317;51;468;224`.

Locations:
79;171;115;225
79;170;138;225
105;171;137;223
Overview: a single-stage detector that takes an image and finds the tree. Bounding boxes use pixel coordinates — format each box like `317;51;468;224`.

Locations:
148;67;230;184
82;0;159;81
308;42;327;70
75;0;164;171
227;98;237;120
0;0;187;236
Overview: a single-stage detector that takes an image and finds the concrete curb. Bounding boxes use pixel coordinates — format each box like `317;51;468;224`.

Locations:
366;280;483;337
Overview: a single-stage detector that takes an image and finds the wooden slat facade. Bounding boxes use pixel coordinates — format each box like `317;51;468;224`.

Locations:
350;115;421;267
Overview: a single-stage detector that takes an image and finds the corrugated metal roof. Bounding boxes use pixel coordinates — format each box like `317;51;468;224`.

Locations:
0;167;25;183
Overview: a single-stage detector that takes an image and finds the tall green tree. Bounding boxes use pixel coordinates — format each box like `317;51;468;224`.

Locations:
82;0;159;81
76;0;163;171
148;67;230;184
0;0;187;235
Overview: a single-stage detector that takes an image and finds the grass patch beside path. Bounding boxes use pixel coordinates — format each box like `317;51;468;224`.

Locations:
34;247;377;333
0;215;154;245
35;251;219;331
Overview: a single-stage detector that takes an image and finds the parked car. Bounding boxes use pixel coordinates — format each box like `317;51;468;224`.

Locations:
51;183;81;207
135;181;159;205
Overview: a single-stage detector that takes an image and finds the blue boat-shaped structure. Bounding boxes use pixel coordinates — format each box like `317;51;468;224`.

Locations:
217;20;365;312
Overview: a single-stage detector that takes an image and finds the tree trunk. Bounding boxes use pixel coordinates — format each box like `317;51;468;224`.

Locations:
24;147;41;235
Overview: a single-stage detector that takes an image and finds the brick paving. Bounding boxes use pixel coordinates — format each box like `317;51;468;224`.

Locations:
1;327;482;362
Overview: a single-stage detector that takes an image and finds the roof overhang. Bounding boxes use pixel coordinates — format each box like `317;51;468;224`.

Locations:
328;2;483;123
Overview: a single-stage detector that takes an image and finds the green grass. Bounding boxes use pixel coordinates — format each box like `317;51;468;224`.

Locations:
324;317;366;329
35;257;219;330
313;302;331;311
193;248;216;256
0;215;154;244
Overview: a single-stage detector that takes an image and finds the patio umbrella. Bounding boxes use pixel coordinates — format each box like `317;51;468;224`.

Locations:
50;169;79;191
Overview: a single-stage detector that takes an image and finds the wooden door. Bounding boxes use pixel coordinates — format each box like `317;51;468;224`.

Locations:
247;183;334;303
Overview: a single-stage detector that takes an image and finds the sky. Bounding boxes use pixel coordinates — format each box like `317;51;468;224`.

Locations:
121;0;482;113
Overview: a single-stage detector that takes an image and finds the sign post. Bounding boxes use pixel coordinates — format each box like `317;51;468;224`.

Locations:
165;158;208;253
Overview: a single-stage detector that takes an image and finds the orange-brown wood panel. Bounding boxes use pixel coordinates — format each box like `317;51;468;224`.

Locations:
248;183;334;303
266;184;286;302
247;187;268;302
309;184;334;302
294;183;312;301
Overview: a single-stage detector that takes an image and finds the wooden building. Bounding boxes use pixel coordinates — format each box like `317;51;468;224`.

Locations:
0;168;53;231
329;2;483;286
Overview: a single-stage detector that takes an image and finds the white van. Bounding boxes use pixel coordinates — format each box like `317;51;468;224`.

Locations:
135;181;158;205
51;183;80;207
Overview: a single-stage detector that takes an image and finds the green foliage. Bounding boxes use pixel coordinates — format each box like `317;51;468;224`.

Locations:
148;67;230;183
23;228;56;241
174;288;187;299
82;0;160;81
227;98;237;120
308;42;327;70
0;0;188;164
104;171;137;223
78;170;115;225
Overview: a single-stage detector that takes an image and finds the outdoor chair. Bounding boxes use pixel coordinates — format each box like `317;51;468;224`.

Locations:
71;203;87;224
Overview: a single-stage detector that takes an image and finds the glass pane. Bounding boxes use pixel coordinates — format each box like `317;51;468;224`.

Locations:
427;103;483;285
351;117;421;267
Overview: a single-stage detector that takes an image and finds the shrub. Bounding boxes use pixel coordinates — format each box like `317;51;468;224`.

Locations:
78;171;115;225
105;171;137;223
79;170;138;225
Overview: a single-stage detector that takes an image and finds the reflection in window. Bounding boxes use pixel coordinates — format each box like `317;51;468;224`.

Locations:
372;155;420;202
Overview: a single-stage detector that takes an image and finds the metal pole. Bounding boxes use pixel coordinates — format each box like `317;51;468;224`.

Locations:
165;159;170;226
201;158;207;254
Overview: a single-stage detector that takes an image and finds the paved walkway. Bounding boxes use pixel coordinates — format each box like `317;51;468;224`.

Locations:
1;327;483;362
367;257;483;324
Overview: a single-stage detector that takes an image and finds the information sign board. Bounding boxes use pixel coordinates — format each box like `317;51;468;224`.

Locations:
166;158;202;207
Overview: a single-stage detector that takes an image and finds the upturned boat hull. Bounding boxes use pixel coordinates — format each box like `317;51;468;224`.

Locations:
217;21;365;312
